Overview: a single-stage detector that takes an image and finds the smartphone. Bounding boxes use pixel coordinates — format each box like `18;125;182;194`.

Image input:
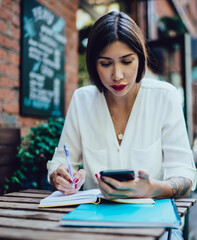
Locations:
100;169;135;182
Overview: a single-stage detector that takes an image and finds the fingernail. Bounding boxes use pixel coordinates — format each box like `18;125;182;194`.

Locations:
75;184;77;189
73;178;78;183
95;173;98;178
100;176;104;181
68;179;73;183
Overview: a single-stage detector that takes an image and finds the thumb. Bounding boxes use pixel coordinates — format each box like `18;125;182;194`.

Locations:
138;169;149;179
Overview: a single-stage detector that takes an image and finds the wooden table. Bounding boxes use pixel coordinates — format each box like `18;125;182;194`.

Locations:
0;189;196;240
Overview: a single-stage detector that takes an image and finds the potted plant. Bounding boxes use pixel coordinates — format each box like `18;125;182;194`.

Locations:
3;117;64;193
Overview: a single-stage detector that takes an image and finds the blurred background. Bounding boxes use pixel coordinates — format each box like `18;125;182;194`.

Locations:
0;0;197;238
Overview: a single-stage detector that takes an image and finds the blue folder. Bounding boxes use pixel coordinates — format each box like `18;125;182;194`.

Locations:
60;199;181;228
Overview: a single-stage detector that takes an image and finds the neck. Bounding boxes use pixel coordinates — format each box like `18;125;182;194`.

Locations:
105;82;141;144
105;82;140;109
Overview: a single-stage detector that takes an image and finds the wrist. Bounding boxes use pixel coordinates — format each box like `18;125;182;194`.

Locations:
149;178;172;199
50;172;57;190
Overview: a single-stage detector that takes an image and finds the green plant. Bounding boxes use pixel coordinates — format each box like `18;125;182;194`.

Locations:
3;117;64;193
158;15;186;38
78;53;91;88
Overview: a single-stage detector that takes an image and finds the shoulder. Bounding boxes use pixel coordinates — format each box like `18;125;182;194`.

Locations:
71;85;101;105
74;85;99;97
140;78;182;109
141;78;176;93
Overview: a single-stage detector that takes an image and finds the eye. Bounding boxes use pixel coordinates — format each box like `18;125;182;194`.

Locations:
121;60;132;65
100;62;112;67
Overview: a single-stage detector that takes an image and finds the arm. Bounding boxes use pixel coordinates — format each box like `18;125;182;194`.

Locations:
166;177;192;199
47;92;86;194
161;88;196;191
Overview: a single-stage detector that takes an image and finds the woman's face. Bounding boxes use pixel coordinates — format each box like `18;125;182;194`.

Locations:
96;41;139;98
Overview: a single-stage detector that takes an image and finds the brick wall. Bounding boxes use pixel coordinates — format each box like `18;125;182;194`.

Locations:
0;0;79;136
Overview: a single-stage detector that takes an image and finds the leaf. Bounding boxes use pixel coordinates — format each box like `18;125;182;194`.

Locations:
3;184;9;190
24;152;34;159
11;176;21;184
32;181;38;188
37;142;50;151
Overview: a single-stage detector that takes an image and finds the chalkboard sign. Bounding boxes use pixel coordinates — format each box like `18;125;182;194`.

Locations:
20;0;66;118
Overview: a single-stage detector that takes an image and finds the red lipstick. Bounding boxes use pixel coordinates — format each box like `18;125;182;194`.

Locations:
111;84;127;91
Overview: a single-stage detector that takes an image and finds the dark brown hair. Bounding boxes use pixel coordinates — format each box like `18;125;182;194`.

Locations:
86;11;147;92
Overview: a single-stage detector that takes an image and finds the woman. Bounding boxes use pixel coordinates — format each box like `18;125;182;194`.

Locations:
47;11;196;201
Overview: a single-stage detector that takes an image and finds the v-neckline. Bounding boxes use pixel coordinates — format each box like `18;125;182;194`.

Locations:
101;85;142;147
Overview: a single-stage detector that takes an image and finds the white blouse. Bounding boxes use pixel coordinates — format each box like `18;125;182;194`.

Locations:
47;78;197;190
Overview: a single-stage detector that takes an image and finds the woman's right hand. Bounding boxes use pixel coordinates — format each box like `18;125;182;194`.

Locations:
50;164;86;195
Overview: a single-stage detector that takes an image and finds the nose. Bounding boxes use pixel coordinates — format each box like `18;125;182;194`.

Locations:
112;64;123;81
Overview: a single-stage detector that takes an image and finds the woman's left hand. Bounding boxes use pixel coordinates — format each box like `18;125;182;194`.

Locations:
96;169;156;199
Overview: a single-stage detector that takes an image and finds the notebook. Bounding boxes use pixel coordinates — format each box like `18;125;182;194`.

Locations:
60;199;181;228
39;189;155;207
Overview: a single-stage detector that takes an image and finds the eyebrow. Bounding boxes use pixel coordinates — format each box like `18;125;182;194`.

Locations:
97;54;135;60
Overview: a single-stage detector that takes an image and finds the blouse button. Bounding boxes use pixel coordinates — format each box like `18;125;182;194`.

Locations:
117;149;120;152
